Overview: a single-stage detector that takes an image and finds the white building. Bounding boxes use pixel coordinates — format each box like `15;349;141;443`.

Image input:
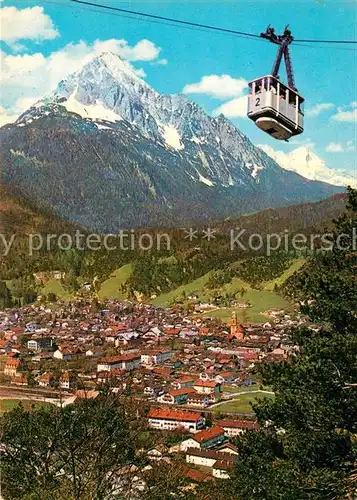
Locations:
148;408;205;433
212;460;234;479
186;449;235;470
193;380;222;401
97;354;141;372
53;348;73;361
59;371;75;390
180;426;225;451
27;337;53;352
219;419;259;437
193;380;220;394
186;449;236;479
141;349;174;367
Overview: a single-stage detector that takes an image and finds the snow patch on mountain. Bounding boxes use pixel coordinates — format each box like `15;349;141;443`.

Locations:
65;94;122;122
227;174;235;187
191;136;205;145
194;168;215;186
259;144;356;188
198;150;210;170
95;123;114;131
160;124;184;150
246;162;264;179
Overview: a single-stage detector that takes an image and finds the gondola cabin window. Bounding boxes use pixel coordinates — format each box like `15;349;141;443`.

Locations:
247;75;304;140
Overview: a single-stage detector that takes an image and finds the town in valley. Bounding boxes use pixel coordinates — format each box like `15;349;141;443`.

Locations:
0;294;306;485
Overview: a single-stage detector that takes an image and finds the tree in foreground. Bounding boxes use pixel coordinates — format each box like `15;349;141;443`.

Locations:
0;394;145;499
229;188;357;499
0;393;193;499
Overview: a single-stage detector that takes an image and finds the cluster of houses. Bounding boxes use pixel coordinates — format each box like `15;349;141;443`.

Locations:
0;299;304;399
146;407;260;480
0;298;309;485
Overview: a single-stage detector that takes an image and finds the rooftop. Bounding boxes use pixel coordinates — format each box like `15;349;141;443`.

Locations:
148;408;202;422
219;419;259;430
191;426;225;443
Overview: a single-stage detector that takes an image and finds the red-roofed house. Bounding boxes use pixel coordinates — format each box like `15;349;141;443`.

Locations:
219;419;259;437
185;448;236;473
214;372;234;384
183;467;213;483
180;426;225;451
59;371;76;390
216;442;238;455
193;379;222;401
0;339;10;353
97;354;141;372
148;408;205;433
96;369;126;384
186;393;211;408
164;328;180;336
171;376;195;390
212;458;236;479
157;387;196;405
4;358;21;377
199;328;210;336
38;373;55;388
11;375;27;386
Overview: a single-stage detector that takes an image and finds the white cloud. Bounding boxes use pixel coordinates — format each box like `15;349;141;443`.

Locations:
0;97;44;127
183;75;247;100
92;39;161;62
0;6;59;44
305;102;334;117
14;96;42;113
154;58;168;66
331;101;357;122
289;137;316;149
326;141;355;153
0;105;18;127
326;142;344;152
133;68;147;78
259;143;356;188
213;95;248;118
0;38;163;111
1;50;47;85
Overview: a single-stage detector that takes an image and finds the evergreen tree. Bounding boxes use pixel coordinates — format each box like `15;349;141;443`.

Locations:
230;188;357;499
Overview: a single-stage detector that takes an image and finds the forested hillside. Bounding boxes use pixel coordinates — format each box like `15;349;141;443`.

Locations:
0;192;348;308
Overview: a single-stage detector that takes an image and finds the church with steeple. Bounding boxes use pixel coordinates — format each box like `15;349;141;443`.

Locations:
230;311;245;340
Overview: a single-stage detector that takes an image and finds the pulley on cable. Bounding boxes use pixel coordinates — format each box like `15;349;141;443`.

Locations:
247;26;304;141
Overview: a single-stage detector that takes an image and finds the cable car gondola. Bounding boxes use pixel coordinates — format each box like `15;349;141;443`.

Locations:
247;26;304;141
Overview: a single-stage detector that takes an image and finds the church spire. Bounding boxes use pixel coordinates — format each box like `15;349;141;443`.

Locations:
230;311;244;340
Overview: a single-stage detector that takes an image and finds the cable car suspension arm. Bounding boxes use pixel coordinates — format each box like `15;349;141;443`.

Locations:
261;25;297;91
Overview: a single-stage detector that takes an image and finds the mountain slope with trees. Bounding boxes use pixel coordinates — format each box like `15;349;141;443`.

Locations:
224;187;357;499
0;180;78;235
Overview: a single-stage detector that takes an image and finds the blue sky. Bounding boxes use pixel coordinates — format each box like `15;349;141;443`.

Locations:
1;0;356;176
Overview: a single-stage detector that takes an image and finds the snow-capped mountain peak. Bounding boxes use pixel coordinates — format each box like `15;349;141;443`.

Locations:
258;144;356;188
2;51;342;231
97;52;143;78
18;51;275;187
